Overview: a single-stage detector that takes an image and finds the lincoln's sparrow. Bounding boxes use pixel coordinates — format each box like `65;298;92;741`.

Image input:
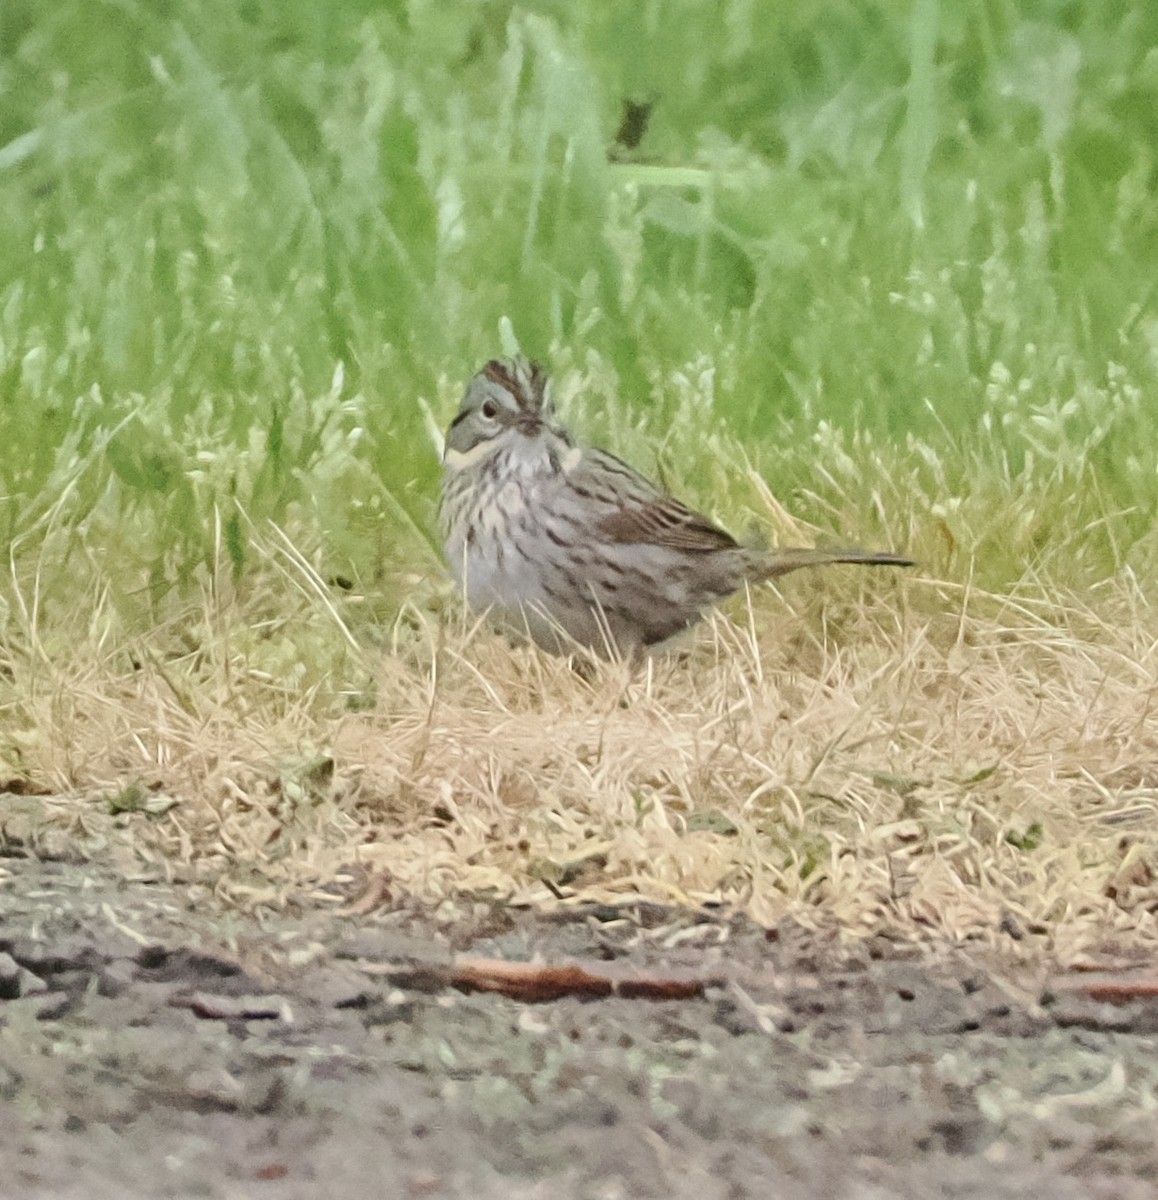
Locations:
440;357;912;655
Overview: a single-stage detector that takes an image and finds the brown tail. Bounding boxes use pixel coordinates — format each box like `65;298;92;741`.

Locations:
747;546;915;583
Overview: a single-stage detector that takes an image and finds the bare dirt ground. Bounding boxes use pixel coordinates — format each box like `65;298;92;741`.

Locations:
2;855;1156;1199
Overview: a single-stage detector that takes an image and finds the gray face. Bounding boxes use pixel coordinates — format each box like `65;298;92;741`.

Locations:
445;358;551;456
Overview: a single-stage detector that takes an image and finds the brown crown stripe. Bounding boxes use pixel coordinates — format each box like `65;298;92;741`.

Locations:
483;360;516;390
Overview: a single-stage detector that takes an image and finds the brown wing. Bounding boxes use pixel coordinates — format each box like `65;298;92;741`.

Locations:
580;449;740;553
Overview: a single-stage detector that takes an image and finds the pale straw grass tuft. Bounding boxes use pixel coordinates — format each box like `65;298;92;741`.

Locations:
2;546;1156;964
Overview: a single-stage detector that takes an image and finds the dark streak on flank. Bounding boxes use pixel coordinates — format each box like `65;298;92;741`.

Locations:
510;537;535;565
539;578;574;607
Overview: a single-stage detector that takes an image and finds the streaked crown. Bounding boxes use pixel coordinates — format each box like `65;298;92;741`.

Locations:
444;357;552;459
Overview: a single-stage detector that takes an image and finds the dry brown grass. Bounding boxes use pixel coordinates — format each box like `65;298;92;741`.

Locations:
3;554;1157;964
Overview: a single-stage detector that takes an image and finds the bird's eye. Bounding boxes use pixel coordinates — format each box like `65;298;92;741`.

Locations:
481;400;499;419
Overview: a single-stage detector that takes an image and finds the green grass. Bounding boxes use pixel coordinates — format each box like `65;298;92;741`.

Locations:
1;2;1158;944
4;0;1157;610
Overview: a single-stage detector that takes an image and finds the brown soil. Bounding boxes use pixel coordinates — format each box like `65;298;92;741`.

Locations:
1;855;1155;1200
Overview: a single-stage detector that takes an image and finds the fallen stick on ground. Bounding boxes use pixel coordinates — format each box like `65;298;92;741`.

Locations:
449;955;715;1002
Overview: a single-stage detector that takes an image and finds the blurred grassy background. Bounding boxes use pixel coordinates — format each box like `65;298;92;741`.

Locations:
2;0;1157;641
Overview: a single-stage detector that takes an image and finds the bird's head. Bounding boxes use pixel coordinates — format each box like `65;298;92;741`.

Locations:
443;357;557;468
